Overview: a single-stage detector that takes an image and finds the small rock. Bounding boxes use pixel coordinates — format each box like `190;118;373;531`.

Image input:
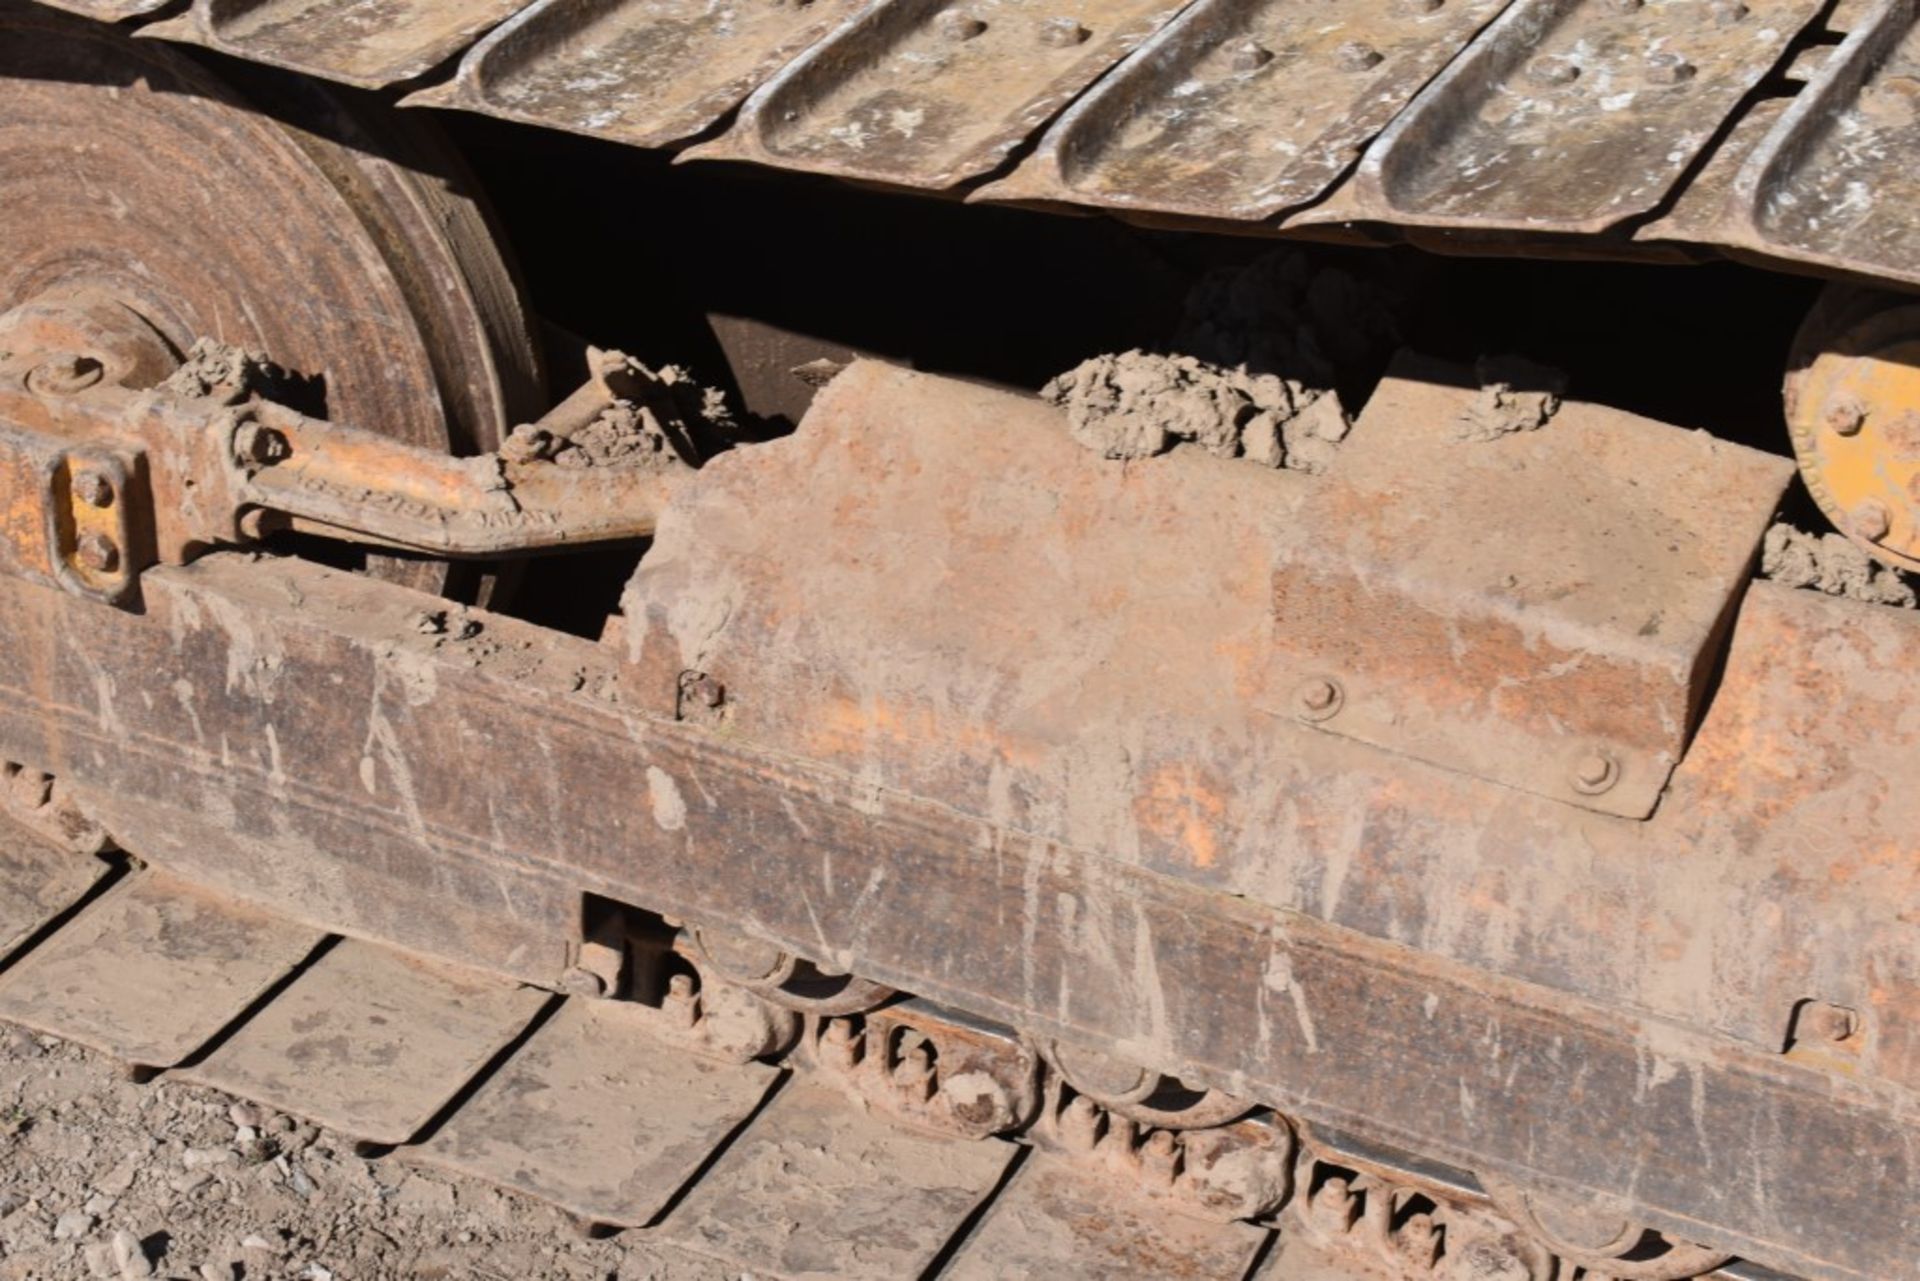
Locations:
94;1152;142;1197
181;1147;231;1169
240;1233;282;1253
233;1125;258;1143
227;1102;261;1129
168;1169;213;1196
110;1228;153;1279
53;1209;95;1240
199;1265;236;1281
82;1242;115;1279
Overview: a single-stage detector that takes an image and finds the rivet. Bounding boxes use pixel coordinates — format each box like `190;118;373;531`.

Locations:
1851;498;1892;543
1294;676;1344;722
1802;1001;1860;1043
1335;40;1384;71
1825;399;1866;437
1229;40;1275;72
75;532;119;575
1525;55;1580;86
1039;16;1090;45
935;9;987;39
1645;52;1697;85
73;471;114;509
1571;751;1618;795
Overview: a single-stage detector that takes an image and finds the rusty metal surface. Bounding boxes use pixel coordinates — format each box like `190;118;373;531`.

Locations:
404;0;856;149
976;0;1513;220
660;1077;1016;1277
0;871;323;1068
411;997;780;1227
141;0;536;90
941;1152;1270;1278
1345;0;1823;234
811;998;1041;1140
177;937;547;1145
0;820;106;963
0;547;1914;1279
1725;0;1920;286
1263;354;1791;817
690;0;1192;190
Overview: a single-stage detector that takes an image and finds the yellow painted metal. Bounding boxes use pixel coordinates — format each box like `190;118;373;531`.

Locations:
1787;296;1920;574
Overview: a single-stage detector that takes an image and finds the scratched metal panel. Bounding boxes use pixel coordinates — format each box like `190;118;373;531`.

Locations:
1726;0;1920;286
138;0;533;88
403;0;856;149
1348;0;1825;234
687;0;1192;190
975;0;1514;220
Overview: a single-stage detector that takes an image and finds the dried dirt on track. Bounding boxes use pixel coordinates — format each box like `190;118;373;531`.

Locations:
0;1029;737;1281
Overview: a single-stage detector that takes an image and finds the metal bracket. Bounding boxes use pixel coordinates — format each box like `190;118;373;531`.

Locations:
1261;353;1794;818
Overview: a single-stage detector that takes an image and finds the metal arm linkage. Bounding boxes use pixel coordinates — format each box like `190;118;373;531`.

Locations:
0;293;690;606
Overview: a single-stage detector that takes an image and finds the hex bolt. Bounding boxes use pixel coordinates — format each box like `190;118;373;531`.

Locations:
1294;676;1344;722
1850;498;1892;544
1335;40;1384;71
233;421;291;467
1229;40;1275;72
73;471;114;509
1645;52;1697;85
820;1017;862;1070
935;9;987;39
26;354;104;397
1825;399;1867;437
559;966;607;998
8;768;51;812
74;532;120;575
1525;55;1580;86
1571;751;1618;795
1801;1001;1859;1043
1038;16;1090;46
663;972;701;1028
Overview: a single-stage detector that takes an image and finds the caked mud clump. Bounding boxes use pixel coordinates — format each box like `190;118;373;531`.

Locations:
1043;351;1350;473
1761;522;1917;607
501;362;734;471
1454;355;1566;442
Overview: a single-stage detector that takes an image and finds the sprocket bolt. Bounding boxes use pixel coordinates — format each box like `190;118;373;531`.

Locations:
74;532;119;575
73;471;114;509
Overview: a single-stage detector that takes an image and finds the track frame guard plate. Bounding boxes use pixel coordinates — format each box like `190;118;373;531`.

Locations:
1265;353;1792;817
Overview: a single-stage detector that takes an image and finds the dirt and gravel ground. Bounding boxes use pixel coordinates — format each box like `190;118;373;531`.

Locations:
0;1028;736;1281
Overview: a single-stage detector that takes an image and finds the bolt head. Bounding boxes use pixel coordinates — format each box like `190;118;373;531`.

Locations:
1526;55;1580;86
1335;40;1384;71
1825;399;1867;437
935;9;987;39
1645;52;1697;85
1850;498;1893;544
1802;1002;1859;1043
1229;40;1274;72
233;422;291;467
1571;751;1618;795
74;532;119;575
1038;16;1089;46
1294;676;1344;721
73;471;114;509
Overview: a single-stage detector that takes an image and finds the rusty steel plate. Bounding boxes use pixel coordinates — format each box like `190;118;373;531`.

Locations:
410;997;779;1227
139;0;536;89
1725;0;1920;286
942;1153;1271;1279
0;821;107;964
178;937;547;1145
660;1078;1016;1277
1345;0;1824;234
0;871;323;1069
688;0;1192;190
1263;354;1792;817
976;0;1514;220
404;0;856;149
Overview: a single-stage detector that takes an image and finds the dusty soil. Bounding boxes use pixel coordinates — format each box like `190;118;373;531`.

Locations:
0;1029;736;1281
1760;521;1917;607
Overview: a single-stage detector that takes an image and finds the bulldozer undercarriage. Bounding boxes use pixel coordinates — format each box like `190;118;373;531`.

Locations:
1;3;1917;1279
